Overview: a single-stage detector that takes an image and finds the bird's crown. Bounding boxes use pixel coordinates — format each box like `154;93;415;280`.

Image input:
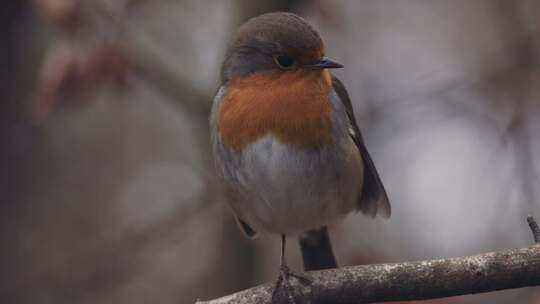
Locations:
221;12;342;83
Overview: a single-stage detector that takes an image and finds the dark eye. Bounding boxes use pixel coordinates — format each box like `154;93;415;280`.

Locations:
274;55;295;69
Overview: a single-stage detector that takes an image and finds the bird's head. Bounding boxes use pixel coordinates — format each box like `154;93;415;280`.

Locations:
217;12;342;151
221;12;342;83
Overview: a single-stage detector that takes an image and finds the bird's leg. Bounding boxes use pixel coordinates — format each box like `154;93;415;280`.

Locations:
271;235;311;304
279;235;312;283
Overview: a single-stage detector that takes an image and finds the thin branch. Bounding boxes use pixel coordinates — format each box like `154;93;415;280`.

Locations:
528;215;540;244
197;244;540;304
78;0;213;116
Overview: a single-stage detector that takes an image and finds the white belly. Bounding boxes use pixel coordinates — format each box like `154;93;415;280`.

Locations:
227;134;363;235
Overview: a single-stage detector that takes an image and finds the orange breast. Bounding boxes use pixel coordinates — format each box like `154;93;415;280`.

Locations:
218;69;333;151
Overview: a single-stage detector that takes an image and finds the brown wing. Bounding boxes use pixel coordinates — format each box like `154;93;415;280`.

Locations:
332;76;391;218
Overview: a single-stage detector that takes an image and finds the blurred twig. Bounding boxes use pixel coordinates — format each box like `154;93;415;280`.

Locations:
488;0;540;214
82;0;212;115
34;0;213;117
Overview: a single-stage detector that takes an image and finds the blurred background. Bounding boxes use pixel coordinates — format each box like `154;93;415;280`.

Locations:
1;0;539;303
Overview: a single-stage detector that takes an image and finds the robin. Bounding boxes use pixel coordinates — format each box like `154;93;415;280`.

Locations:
210;12;390;302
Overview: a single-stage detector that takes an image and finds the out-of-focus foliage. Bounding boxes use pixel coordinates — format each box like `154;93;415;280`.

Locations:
1;1;539;303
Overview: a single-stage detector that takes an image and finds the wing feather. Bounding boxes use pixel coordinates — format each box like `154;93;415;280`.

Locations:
332;76;391;218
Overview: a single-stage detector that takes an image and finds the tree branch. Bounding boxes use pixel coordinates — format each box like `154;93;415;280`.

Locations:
197;217;540;304
528;215;540;244
74;1;213;116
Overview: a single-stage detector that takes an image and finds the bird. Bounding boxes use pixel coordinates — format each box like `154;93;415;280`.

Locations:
210;12;390;302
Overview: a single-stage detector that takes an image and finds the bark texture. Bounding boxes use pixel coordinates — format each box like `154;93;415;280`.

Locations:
196;245;540;304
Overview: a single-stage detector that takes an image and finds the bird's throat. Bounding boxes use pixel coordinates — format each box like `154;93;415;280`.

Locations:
218;70;333;151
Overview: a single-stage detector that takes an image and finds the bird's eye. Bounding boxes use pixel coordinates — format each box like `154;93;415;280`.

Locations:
274;55;295;69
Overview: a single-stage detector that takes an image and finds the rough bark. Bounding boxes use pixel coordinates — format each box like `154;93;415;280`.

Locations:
196;244;540;304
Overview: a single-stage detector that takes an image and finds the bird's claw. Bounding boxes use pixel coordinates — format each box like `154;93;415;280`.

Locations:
271;265;312;304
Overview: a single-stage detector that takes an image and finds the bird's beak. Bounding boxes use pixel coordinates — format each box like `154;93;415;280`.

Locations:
307;57;344;69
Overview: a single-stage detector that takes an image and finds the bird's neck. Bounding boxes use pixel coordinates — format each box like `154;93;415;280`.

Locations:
218;70;333;151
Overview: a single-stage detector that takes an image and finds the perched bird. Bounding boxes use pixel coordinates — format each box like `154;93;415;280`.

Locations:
210;12;390;301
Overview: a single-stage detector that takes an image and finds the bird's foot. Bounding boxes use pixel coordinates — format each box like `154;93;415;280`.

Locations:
271;265;312;304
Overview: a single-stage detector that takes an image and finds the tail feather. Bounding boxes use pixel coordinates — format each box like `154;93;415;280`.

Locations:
299;226;337;271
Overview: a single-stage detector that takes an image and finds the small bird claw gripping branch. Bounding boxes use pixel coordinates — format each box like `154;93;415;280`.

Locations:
196;215;540;304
